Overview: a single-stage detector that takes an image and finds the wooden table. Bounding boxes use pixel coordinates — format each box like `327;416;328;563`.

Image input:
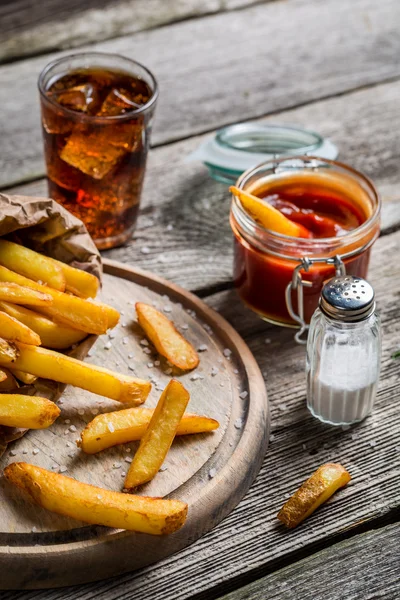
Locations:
1;0;399;597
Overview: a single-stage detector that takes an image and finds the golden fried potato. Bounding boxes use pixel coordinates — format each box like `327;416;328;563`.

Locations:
230;186;311;238
0;302;87;349
125;380;190;490
10;369;37;385
277;463;351;528
79;406;219;454
0;310;41;345
0;240;66;291
47;257;99;298
0;368;19;392
0;394;60;428
0;266;109;335
5;463;188;535
136;303;199;371
0;337;18;364
0;342;151;405
0;282;52;307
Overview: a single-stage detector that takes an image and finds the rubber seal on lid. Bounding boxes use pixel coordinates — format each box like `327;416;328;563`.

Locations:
186;123;339;183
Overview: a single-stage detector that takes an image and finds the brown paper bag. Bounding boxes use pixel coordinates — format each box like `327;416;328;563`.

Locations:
0;193;102;456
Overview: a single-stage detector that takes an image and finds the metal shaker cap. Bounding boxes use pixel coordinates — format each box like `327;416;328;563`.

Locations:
320;275;375;322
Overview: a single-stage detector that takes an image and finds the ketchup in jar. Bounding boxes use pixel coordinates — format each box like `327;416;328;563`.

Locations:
230;157;381;328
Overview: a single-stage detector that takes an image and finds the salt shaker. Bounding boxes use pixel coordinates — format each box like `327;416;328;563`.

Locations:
306;275;381;425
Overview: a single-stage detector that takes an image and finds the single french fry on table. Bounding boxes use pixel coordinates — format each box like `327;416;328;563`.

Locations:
136;303;199;371
0;266;113;335
0;240;66;291
5;463;188;535
79;406;219;454
0;342;151;405
124;379;190;490
0;394;60;429
277;463;351;528
0;310;41;346
10;369;38;385
0;368;19;392
0;338;18;364
47;257;99;298
0;282;53;307
0;301;87;349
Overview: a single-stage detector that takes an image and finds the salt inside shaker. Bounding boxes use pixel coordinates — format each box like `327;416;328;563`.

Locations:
306;275;381;425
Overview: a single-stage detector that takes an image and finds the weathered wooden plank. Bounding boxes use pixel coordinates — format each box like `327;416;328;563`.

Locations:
1;0;400;188
0;0;265;63
2;224;400;600
220;523;400;600
8;79;400;294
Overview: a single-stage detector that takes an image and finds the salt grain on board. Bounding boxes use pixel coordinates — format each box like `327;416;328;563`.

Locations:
211;367;219;376
208;468;217;479
141;246;150;254
140;339;149;346
198;344;208;352
159;465;168;472
234;418;243;429
104;341;112;350
125;457;132;463
239;391;248;399
69;425;77;432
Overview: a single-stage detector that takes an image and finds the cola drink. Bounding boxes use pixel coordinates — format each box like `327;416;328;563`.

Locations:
39;53;158;249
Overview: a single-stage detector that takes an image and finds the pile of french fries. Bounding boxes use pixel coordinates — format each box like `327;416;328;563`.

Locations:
0;240;219;535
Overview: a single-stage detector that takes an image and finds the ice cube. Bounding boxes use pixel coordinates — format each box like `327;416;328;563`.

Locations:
98;88;142;116
48;84;98;114
60;122;142;179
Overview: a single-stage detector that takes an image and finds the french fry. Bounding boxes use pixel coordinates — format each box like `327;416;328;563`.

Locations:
0;301;87;349
136;303;199;371
0;266;109;335
10;369;38;385
0;337;18;364
0;368;19;392
47;257;99;298
0;240;66;291
0;310;41;345
0;394;60;428
277;463;351;528
0;343;151;405
230;186;312;238
79;407;219;454
125;380;190;490
5;463;188;535
0;282;53;307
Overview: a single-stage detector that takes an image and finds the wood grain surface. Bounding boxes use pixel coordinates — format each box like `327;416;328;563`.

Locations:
1;0;399;188
0;260;268;589
220;523;400;600
0;0;265;63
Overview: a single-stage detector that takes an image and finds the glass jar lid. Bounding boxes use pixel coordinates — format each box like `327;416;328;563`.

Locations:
186;123;338;183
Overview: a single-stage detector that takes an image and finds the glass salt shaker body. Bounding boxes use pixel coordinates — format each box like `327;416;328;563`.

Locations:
306;276;381;426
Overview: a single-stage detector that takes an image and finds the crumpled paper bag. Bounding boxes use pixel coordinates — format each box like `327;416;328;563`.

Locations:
0;193;102;457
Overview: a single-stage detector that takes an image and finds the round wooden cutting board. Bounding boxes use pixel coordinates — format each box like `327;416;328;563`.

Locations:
0;259;269;590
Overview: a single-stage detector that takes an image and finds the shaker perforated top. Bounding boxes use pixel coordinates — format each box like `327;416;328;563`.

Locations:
320;275;375;322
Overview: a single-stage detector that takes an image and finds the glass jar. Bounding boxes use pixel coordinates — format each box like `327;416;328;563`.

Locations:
229;157;381;328
306;276;381;425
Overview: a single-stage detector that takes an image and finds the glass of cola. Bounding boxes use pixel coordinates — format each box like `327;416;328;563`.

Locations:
38;52;158;249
